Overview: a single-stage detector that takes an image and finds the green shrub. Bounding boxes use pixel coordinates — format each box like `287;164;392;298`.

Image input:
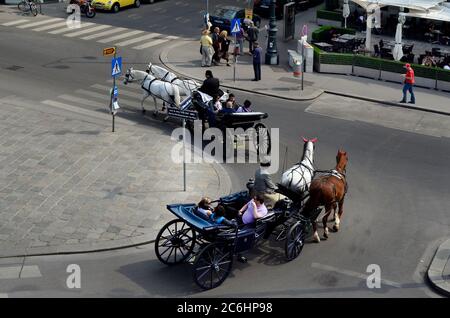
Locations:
317;9;342;22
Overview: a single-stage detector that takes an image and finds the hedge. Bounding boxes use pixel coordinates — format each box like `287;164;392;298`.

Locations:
311;25;356;42
317;9;342;22
313;44;450;81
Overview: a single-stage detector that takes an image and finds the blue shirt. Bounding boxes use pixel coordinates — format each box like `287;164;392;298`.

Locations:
210;213;225;224
253;47;262;64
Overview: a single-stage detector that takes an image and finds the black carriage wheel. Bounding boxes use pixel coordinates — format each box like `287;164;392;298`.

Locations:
155;219;196;265
254;123;271;155
285;221;306;261
193;243;233;290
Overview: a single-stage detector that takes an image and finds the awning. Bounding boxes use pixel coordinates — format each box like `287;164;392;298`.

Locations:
404;3;450;22
351;0;445;11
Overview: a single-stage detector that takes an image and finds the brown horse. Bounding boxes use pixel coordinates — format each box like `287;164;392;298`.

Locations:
302;149;348;243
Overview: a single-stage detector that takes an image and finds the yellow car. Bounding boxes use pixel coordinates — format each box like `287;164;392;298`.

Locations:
91;0;141;13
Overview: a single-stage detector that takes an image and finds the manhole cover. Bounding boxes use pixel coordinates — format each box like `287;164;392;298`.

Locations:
4;65;24;71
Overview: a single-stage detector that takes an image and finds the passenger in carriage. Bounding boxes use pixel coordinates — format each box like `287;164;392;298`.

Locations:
238;194;268;225
197;197;213;219
236;100;252;113
219;101;236;114
210;205;237;227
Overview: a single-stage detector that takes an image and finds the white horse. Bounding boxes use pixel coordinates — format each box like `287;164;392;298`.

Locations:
123;68;181;116
280;137;317;197
146;62;200;96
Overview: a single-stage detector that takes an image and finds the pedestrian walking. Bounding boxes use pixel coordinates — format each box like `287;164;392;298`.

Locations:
246;21;259;54
200;29;213;67
400;63;415;104
212;27;221;65
218;30;231;66
252;42;262;81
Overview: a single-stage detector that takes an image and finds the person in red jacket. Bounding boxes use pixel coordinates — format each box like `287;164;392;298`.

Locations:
400;63;415;104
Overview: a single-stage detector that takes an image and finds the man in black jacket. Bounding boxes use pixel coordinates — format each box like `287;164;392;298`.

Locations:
199;70;220;98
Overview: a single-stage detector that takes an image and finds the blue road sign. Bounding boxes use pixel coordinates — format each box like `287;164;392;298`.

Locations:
113;86;118;98
230;18;241;35
111;57;122;77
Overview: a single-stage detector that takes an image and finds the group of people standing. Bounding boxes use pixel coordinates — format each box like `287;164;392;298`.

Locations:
199;21;263;81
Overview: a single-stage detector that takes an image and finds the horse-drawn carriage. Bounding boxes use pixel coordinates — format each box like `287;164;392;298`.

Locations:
123;65;272;155
154;179;322;290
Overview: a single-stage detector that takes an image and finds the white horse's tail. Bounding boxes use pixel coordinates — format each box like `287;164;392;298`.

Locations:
173;84;181;107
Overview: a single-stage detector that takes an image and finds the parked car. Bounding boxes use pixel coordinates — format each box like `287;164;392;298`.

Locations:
90;0;140;13
209;6;262;33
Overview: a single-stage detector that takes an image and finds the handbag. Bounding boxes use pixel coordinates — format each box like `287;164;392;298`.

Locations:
200;45;203;55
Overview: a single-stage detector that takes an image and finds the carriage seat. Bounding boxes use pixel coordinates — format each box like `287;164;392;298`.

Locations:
276;183;308;203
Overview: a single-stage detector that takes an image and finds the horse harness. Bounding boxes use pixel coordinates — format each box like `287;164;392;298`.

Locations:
284;155;315;191
315;169;348;196
141;74;176;106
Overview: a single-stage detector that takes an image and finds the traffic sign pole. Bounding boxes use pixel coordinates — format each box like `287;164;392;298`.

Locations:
234;34;237;82
111;47;117;132
182;119;186;192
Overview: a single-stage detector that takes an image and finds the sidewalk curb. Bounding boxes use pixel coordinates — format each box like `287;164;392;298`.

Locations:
427;238;450;297
325;90;450;117
158;41;324;102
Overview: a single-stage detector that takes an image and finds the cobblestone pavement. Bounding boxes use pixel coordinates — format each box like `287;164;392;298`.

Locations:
0;95;231;257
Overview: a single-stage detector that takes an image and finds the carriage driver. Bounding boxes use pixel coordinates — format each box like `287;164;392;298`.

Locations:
199;70;220;99
254;157;285;209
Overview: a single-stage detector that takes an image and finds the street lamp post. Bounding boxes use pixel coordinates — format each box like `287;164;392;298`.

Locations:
265;0;279;65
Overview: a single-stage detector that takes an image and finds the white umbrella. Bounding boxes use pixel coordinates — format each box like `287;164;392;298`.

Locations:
365;4;379;51
392;13;406;61
343;0;350;28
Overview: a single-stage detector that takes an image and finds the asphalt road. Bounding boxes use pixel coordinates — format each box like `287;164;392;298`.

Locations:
0;0;449;298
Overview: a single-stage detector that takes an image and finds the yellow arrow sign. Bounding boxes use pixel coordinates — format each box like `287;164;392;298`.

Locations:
103;47;116;56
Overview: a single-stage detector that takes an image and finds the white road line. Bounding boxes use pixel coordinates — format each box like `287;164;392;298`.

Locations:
42;99;136;125
33;21;68;32
97;30;145;43
75;89;141;109
0;265;42;279
58;94;106;108
91;84;142;99
48;22;94;35
115;33;160;46
1;19;29;26
64;25;111;37
16;18;62;29
81;27;127;40
19;265;42;279
311;263;402;288
132;38;169;50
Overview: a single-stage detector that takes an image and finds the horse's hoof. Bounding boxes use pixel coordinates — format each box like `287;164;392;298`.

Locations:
333;224;340;232
323;227;329;239
142;109;146;114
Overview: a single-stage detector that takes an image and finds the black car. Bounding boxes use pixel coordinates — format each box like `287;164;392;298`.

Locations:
209;6;262;33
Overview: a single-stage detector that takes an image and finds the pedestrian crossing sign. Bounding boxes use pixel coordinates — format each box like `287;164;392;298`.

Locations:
231;18;241;35
111;57;122;77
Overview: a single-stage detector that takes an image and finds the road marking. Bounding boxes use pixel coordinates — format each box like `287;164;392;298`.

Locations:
58;94;107;108
16;18;62;29
91;84;142;99
75;89;141;109
1;19;29;26
48;22;94;35
33;21;69;32
97;30;145;43
132;38;169;50
41;99;136;125
0;265;42;279
64;25;111;37
311;263;402;288
80;27;127;40
115;32;160;46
